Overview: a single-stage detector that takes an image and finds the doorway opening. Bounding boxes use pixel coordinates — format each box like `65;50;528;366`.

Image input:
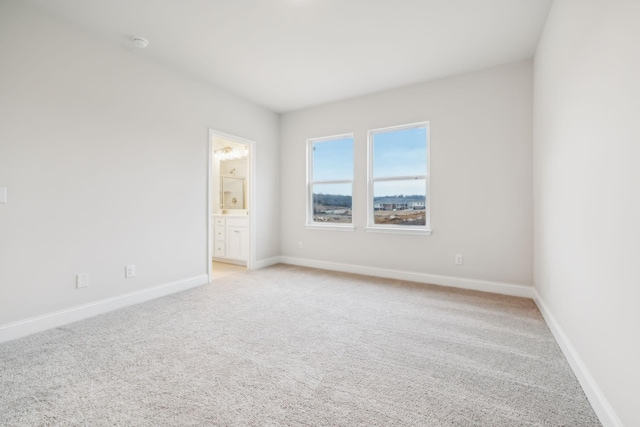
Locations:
208;129;256;282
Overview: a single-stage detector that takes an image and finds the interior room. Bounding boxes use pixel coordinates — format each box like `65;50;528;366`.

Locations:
0;1;637;426
211;134;251;275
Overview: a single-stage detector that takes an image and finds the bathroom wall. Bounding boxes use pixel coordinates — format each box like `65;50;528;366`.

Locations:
220;158;248;179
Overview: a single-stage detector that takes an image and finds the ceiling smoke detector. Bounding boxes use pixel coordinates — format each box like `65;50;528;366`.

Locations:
133;37;149;49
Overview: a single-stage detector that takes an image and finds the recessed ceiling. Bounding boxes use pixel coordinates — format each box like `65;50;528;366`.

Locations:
25;0;552;113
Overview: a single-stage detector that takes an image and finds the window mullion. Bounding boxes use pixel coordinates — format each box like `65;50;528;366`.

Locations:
372;175;427;183
311;179;353;185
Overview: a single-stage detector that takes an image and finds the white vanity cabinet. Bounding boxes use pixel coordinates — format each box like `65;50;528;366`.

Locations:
213;215;249;263
213;216;227;258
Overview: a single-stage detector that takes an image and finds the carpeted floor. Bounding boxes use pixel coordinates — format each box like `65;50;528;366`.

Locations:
0;264;600;426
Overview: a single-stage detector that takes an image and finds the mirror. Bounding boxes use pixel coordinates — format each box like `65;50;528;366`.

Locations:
221;177;245;210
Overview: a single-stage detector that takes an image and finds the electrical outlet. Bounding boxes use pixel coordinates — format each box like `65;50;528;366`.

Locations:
298;241;303;249
76;274;89;289
125;264;136;278
455;254;463;265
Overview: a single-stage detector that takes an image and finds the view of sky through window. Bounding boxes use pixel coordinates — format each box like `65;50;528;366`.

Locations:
312;137;353;184
310;136;354;224
309;126;428;227
370;125;428;227
373;127;427;194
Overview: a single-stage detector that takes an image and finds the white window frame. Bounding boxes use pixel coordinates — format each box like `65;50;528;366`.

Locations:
366;122;431;235
305;133;355;231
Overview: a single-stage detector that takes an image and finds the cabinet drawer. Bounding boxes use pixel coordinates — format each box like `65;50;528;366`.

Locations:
214;226;226;241
214;217;226;226
214;242;226;257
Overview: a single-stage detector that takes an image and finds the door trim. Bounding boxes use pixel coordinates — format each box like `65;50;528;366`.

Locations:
207;129;256;282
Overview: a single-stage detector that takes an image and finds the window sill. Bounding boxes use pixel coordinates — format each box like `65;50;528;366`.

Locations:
365;226;432;236
305;224;355;232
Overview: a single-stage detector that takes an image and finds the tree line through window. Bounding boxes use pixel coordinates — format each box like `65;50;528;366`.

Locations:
307;122;429;232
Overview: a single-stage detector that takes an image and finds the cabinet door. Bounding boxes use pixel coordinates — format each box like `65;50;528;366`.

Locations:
227;226;248;261
239;227;249;260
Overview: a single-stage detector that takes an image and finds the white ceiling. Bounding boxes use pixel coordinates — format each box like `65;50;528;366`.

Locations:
213;136;247;151
27;0;553;113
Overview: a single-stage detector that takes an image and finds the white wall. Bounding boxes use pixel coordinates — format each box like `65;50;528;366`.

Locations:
533;1;640;426
212;158;249;213
220;158;248;179
280;60;533;286
0;1;280;325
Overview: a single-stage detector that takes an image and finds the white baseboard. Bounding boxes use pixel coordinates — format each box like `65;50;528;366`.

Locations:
278;256;534;298
252;256;282;270
533;290;622;427
0;274;209;344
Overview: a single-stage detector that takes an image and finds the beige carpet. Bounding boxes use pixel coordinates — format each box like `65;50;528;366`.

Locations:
0;264;599;426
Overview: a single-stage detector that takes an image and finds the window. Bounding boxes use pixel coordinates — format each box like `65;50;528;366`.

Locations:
367;122;430;234
306;134;354;230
